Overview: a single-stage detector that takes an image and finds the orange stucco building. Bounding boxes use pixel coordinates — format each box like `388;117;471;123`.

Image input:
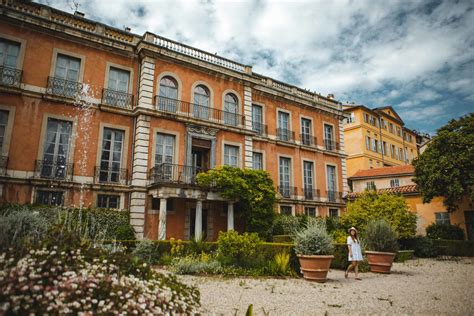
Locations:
0;1;348;240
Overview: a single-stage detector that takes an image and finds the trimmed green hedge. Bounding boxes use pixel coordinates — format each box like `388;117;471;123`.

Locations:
272;235;292;243
395;250;415;262
434;239;474;257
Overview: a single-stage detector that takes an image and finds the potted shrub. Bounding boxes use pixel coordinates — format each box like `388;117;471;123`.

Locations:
364;219;399;273
294;221;334;283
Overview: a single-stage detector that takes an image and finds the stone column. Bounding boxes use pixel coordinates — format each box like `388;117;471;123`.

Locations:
195;200;203;241
339;117;349;196
158;198;167;240
227;202;234;231
243;85;253;169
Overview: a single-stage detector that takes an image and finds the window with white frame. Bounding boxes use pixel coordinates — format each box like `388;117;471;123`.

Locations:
158;76;178;112
41;118;73;179
277;111;291;141
435;212;450;225
303;161;314;199
324;124;335;150
366;136;371;150
366;181;376;190
224;144;239;167
304;207;316;217
347;112;355;123
280;205;292;215
155;133;175;180
329;208;339;217
0;38;21;86
97;194;120;209
104;67;131;107
251;104;264;135
193;85;210;119
252;152;263;170
279;157;291;197
301;118;312;145
326;165;337;201
224;93;238;126
390;179;400;187
35;190;63;206
99;128;124;183
0;110;9;154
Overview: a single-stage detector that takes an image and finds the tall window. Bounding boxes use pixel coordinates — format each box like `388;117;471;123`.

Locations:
366;136;371;150
279;157;291;197
193;85;210;119
252;152;263;170
52;54;81;98
104;67;130;107
366;181;376;190
158;76;178;112
224;145;239;167
0;110;9;154
252;104;264;135
0;39;21;86
363;113;369;123
99;128;124;183
41;118;72;179
382;141;387;155
36;190;63;206
390;179;400;187
303;161;314;199
155;133;175;180
404;147;409;162
347;112;355;123
373;139;378;152
398;148;403;161
304;207;316;217
391;145;395;158
389;123;394;134
326;165;336;201
277;111;290;141
301;118;312;145
97;194;120;209
224;93;238;126
435;212;450;225
324;124;335;150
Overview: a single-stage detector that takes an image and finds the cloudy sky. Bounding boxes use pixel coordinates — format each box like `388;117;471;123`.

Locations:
39;0;473;134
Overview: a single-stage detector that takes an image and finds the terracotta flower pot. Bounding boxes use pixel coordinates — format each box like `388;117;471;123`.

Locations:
365;251;396;273
297;255;334;283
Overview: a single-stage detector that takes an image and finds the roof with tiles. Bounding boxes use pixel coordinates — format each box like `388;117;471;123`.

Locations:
347;184;419;199
350;165;415;179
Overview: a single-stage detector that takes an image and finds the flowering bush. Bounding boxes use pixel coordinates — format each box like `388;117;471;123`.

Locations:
0;246;200;314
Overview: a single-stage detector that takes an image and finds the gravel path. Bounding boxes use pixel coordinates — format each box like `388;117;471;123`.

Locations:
172;258;474;315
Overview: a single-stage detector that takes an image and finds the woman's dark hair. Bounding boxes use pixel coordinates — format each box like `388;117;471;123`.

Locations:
350;229;359;242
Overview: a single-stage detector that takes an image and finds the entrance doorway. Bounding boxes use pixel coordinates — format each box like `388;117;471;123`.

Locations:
190;208;208;240
191;138;211;171
465;211;474;241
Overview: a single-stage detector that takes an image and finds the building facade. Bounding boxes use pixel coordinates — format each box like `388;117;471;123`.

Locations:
343;104;418;177
0;1;348;240
348;165;473;240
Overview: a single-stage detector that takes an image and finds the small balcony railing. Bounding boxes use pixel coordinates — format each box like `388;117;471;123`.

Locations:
324;139;340;151
46;76;83;99
276;128;295;143
102;88;134;109
278;185;296;199
252;122;268;136
149;163;206;185
0;66;22;88
303;187;320;200
0;155;8;175
155;96;245;127
94;166;129;185
35;159;74;181
300;134;317;147
326;190;343;202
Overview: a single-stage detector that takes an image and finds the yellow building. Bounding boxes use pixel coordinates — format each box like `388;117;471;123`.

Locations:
343;105;418;177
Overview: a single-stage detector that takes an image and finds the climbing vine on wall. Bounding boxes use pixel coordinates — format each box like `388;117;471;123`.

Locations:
196;166;276;240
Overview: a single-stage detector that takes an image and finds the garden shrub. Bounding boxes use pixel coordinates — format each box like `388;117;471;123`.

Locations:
132;239;161;265
294;221;334;255
426;223;465;240
272;235;292;243
341;192;417;238
395;250;415;262
266;251;291;276
399;236;438;258
217;230;262;266
171;253;222;275
364;220;399;253
433;239;474;257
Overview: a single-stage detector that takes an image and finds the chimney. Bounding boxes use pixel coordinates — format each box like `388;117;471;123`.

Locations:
74;11;85;17
327;94;335;100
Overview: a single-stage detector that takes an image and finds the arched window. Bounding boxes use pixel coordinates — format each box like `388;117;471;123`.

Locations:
158;76;178;112
224;93;238;126
193;84;210;119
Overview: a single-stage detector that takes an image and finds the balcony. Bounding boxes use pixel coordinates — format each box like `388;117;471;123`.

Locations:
149;163;206;185
278;185;296;199
35;160;74;181
326;190;343;202
0;155;8;175
300;134;317;147
0;66;22;88
46;76;83;99
94;166;129;185
102;88;134;109
276;128;295;143
155;96;245;127
303;187;320;200
252;122;268;137
324;139;340;151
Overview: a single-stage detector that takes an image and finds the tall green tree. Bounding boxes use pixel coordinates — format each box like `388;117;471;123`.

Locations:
196;166;276;240
413;114;474;211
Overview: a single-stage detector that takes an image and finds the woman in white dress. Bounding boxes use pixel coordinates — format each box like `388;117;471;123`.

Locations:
345;227;363;280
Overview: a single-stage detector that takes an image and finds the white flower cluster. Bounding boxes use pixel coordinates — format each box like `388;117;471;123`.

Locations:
0;248;200;314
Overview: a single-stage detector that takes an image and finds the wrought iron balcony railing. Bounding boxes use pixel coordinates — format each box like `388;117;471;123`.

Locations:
46;76;83;99
276;128;295;143
102;88;134;109
252;122;268;136
300;134;317;147
94;166;129;185
324;139;340;151
0;155;8;175
0;66;22;88
149;163;206;185
326;190;343;202
155;96;245;127
303;187;320;200
278;185;296;199
35;159;74;181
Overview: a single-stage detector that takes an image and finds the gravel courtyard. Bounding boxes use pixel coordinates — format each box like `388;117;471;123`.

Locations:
175;258;474;315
